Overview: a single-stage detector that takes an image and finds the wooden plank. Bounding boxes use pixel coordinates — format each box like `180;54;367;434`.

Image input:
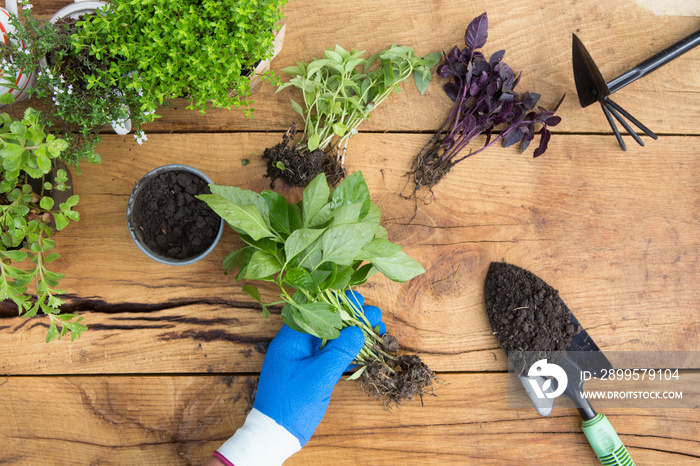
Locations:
15;0;700;135
0;373;697;465
0;133;696;374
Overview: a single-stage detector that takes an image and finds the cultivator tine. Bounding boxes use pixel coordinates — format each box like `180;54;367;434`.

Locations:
600;101;626;151
605;97;658;140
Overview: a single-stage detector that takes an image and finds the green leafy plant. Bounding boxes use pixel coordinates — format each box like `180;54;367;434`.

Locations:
198;172;437;406
0;106;85;342
263;45;440;187
73;0;287;116
2;9;151;167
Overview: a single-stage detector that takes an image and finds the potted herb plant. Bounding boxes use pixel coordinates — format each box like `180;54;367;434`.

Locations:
73;0;287;118
1;2;151;167
126;165;224;265
0;105;85;342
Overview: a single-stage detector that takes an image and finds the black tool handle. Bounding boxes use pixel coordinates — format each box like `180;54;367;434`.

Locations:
608;29;700;94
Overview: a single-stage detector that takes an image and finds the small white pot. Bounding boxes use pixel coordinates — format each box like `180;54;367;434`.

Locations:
40;0;131;135
0;1;37;108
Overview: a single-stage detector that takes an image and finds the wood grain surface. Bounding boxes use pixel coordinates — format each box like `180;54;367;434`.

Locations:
1;374;698;465
2;0;699;464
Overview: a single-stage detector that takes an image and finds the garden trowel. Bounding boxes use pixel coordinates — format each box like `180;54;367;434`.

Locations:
484;263;635;465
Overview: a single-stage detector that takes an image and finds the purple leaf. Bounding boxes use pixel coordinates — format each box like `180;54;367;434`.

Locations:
522;92;541;110
444;81;460;102
486;81;499;96
545;116;562;126
520;136;531;153
439;64;453;78
465;13;488;50
532;127;551;158
490;50;505;69
502;129;524;148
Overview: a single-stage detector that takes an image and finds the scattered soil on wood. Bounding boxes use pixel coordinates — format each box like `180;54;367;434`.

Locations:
484;262;575;374
360;334;438;408
131;170;220;260
262;124;345;188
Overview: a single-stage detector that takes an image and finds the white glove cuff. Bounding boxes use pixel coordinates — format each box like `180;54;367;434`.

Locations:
216;408;302;466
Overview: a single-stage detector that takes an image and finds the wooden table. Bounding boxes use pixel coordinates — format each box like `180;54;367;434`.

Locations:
1;1;698;464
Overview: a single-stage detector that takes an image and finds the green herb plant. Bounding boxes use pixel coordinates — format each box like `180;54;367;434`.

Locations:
263;45;440;187
73;0;287;116
0;106;85;342
199;172;436;403
2;9;150;168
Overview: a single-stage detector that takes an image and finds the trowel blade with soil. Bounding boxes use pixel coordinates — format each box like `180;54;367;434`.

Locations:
484;262;635;465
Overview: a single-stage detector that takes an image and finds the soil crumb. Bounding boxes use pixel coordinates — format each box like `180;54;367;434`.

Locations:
360;333;438;408
262;124;345;188
484;262;575;374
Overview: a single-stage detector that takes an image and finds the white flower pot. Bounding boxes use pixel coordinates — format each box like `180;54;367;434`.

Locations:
0;1;37;108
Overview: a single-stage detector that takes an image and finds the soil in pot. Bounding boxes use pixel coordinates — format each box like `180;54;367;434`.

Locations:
484;262;575;373
131;170;220;260
262;124;345;188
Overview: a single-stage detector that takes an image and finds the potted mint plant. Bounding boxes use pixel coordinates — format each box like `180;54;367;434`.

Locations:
0;105;85;342
73;0;287;117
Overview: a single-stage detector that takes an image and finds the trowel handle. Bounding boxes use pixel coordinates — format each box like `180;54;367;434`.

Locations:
581;413;635;466
608;29;700;94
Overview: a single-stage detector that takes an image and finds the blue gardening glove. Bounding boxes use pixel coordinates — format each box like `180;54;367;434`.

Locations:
215;291;384;466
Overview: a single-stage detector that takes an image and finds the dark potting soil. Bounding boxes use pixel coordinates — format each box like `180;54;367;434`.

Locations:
262;124;346;188
131;170;220;260
484;262;575;372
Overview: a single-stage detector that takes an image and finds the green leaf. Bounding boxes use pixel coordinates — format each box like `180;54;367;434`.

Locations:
330;202;362;225
284;228;324;263
414;67;431;95
291;301;341;340
0;250;27;262
349;263;377;286
307;132;320;152
242;284;270;318
198;194;276;241
284;266;315;290
302;173;330;226
369;250;426;283
332;122;347;136
261;190;291;236
0;144;26;173
40;197;55;210
331;171;370;217
46;319;59;343
324;49;343;63
290;99;304;117
358;238;403;259
0;93;15;105
346;365;367;381
60;195;79;211
53;213;69;231
223;246;253;274
320;223;375;266
208;185;270;221
244;250;282;280
326;265;354;290
423;51;442;69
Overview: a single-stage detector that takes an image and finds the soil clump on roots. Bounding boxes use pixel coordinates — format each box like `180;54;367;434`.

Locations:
360;333;438;408
262;124;345;188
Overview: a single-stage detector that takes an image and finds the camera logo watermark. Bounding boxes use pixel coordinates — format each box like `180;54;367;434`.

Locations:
527;359;568;399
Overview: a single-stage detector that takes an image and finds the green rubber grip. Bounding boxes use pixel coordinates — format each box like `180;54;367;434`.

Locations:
581;413;635;466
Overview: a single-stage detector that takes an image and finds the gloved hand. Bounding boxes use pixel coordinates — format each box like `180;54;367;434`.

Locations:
214;291;383;466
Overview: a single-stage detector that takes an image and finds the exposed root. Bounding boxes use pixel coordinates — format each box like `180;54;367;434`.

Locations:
262;124;346;188
359;333;438;408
